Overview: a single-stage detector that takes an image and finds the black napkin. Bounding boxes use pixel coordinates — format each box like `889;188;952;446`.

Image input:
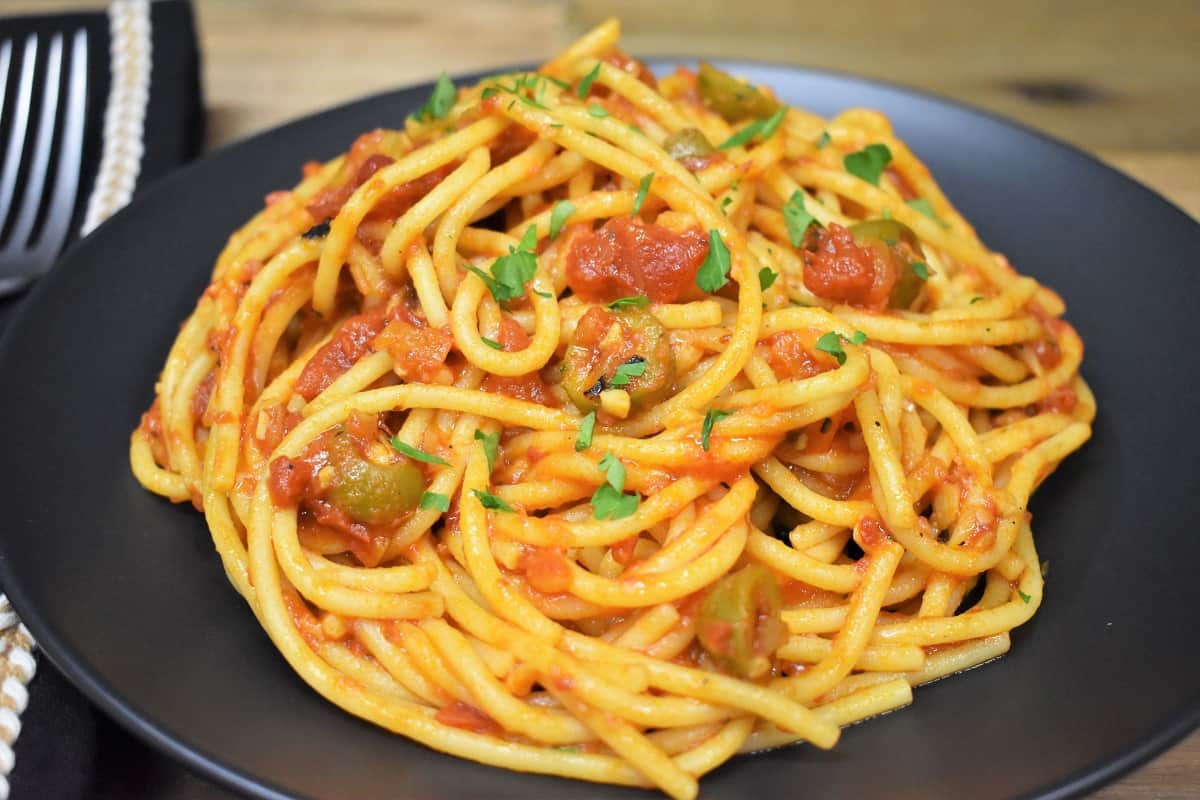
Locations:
0;2;231;798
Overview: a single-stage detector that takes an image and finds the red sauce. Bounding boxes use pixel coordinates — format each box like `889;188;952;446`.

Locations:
191;371;216;423
490;124;537;166
610;535;639;566
678;152;726;172
803;223;896;309
374;306;453;382
602;48;657;88
434;701;502;736
701;620;734;658
763;331;828;380
858;517;893;552
565;216;709;304
521;546;572;594
884;167;918;201
139;400;168;466
293;308;388;401
1038;385;1078;414
481;318;555;405
366;161;456;222
268;455;312;507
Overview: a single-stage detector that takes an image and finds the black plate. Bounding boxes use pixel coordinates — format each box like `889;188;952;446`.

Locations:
0;61;1197;800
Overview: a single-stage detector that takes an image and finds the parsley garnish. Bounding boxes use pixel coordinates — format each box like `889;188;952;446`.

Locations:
907;197;949;228
817;131;831;149
472;489;514;512
576;411;596;451
480;336;504;350
577;62;601;98
815;330;867;365
464;225;539;303
610;358;647;387
481;87;499;100
591;452;639;520
1018;589;1032;604
701;409;733;451
549;200;575;239
633;172;654;215
608;295;650;310
911;261;931;280
843;143;892;186
758;267;778;290
420;491;451;512
720;196;733;214
783;191;818;246
390;438;451;466
587;104;609;118
717;107;788;150
969;295;984;305
411;72;456;121
474;429;499;471
696;230;732;293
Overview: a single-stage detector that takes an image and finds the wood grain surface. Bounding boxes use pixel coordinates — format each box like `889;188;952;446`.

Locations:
10;1;1200;797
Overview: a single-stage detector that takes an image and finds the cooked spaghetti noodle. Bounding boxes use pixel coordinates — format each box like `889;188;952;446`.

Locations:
131;18;1093;799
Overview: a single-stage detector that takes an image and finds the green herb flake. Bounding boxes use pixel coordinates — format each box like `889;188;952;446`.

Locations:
1018;589;1032;604
575;411;597;452
907;197;949;228
472;489;514;512
758;107;789;139
701;409;733;451
474;429;500;472
608;294;650;310
549;200;576;239
843;143;893;186
420;491;451;512
783;191;818;247
850;330;868;345
633;172;654;215
587;104;609;118
696;230;732;293
591;484;639;520
610;359;648;387
577;62;601;98
411;72;457;121
816;331;848;366
817;131;831;149
758;267;778;290
911;261;931;281
390;438;451;466
720;196;733;214
969;295;984;305
481;86;499;100
480;336;504;350
464;225;539;303
597;451;626;491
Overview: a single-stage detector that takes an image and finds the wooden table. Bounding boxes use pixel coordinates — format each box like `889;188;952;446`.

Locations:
14;1;1200;797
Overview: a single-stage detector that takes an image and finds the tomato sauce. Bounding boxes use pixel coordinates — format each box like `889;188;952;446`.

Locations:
293;307;388;401
803;223;896;309
374;306;454;383
481;318;556;405
521;546;572;594
434;701;502;735
763;331;829;380
566;216;709;303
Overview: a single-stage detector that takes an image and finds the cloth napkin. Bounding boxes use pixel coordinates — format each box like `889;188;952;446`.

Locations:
0;1;211;797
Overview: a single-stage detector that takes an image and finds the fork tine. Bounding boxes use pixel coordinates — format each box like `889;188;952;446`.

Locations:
0;35;37;229
7;33;64;250
30;29;87;262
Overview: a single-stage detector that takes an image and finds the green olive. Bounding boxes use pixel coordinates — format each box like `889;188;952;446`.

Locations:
697;62;781;123
663;127;715;162
562;307;673;414
849;219;927;309
325;431;423;523
696;563;786;679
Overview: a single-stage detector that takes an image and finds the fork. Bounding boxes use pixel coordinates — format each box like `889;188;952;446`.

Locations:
0;28;88;297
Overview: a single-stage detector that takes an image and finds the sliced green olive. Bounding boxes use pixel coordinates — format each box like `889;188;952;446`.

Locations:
849;219;927;309
696;563;786;679
325;431;423;523
697;62;780;123
663;127;715;162
562;307;673;414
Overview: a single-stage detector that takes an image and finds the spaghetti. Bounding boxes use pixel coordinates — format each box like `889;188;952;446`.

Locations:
130;18;1093;799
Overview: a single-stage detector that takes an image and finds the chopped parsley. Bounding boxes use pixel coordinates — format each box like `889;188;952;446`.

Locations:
411;72;457;122
591;452;639;520
783;191;818;247
390;438;451;466
1018;589;1033;604
696;230;732;293
474;429;500;471
587;104;609;118
911;261;931;280
480;336;504;350
472;489;514;512
816;330;867;365
720;196;733;214
843;143;892;186
633;172;654;215
758;267;778;290
701;409;733;451
420;491;451;512
577;62;601;98
610;358;647;387
907;197;949;227
549;199;575;239
817;131;831;149
464;225;539;303
969;295;984;305
717;106;789;150
575;411;596;451
608;294;650;310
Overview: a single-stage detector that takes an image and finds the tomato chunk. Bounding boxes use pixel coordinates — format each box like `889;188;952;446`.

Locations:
802;223;896;309
566;217;709;304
